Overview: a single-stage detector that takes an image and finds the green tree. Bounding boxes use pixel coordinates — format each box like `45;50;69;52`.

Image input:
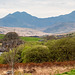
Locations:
46;37;75;61
22;45;50;63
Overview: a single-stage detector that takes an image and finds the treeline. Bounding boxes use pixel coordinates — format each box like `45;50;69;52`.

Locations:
0;32;75;64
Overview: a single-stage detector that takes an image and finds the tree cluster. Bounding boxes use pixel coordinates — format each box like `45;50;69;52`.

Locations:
0;34;75;64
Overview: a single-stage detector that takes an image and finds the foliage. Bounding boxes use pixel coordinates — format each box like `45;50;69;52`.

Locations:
3;32;19;41
0;34;4;43
2;32;23;50
0;37;3;40
43;35;57;40
0;55;6;64
0;34;75;64
0;48;20;64
0;41;42;64
21;45;50;63
16;44;31;63
1;32;24;75
45;37;75;62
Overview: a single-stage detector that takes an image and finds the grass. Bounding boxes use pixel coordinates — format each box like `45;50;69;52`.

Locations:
0;66;75;75
0;34;4;36
56;69;75;75
14;72;32;75
20;36;41;41
0;34;41;41
0;34;4;39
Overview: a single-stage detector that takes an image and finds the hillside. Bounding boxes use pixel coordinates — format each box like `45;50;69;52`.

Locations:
0;27;51;36
0;11;75;33
44;22;75;33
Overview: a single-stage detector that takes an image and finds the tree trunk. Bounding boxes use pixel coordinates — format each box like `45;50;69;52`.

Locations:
12;62;14;75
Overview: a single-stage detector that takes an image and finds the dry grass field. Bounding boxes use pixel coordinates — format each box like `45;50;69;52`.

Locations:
0;61;75;75
0;65;75;75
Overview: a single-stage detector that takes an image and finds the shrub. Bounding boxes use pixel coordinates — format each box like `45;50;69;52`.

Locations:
22;45;50;63
0;55;6;64
3;32;19;41
2;32;24;50
46;37;75;61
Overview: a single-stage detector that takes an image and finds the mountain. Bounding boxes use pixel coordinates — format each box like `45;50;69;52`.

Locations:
0;11;75;33
44;11;75;33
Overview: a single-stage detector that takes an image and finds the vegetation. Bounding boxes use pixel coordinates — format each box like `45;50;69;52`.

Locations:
0;32;75;75
57;69;75;75
0;34;4;39
2;32;23;50
20;36;41;41
3;32;19;41
1;32;23;75
0;61;75;75
0;33;75;63
0;34;4;43
0;33;41;42
0;32;75;71
45;37;75;62
21;45;50;63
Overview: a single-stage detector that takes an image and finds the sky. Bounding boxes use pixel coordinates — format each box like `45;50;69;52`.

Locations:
0;0;75;18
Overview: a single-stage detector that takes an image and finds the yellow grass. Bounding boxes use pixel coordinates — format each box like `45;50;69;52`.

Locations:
0;65;75;75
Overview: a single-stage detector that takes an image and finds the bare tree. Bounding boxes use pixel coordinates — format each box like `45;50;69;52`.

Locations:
2;32;23;75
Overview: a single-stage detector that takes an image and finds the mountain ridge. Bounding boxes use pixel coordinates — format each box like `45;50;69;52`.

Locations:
0;11;75;33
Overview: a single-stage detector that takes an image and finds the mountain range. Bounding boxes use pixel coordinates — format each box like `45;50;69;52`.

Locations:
0;11;75;33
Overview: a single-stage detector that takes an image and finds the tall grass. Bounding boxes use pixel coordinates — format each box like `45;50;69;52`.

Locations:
0;61;75;75
0;66;75;75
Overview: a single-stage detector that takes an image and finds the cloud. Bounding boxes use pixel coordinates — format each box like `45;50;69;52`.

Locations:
0;0;75;18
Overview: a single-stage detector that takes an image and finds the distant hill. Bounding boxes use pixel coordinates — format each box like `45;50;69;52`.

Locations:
44;22;75;33
0;27;51;36
0;11;75;33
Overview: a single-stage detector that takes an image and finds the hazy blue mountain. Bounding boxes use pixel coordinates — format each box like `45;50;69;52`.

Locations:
44;22;75;33
0;11;75;33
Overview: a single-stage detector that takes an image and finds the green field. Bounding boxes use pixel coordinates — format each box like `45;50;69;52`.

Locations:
57;69;75;75
20;36;41;41
0;34;41;41
0;34;4;39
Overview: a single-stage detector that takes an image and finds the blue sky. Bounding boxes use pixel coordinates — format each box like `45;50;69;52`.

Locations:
0;0;75;18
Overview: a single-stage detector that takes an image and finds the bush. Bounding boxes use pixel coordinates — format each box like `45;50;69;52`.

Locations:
0;55;6;64
3;32;19;41
22;45;50;63
2;32;24;50
46;37;75;61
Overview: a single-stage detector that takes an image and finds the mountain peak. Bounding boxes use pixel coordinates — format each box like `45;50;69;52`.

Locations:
12;11;28;15
70;10;75;14
71;10;75;13
10;11;37;18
